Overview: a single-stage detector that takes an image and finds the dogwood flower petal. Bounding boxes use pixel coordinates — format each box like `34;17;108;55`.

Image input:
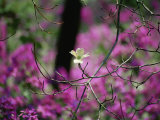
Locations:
74;59;83;64
70;50;77;57
82;53;89;58
76;48;84;57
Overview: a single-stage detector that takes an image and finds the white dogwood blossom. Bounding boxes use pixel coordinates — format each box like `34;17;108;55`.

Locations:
70;48;89;64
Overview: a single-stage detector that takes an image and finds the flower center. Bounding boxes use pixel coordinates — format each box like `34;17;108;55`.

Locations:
77;56;81;60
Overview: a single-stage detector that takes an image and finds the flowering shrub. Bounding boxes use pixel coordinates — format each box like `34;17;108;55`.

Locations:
0;0;160;120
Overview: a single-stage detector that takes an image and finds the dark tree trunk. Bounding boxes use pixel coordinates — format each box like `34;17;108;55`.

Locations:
55;0;82;72
53;0;82;88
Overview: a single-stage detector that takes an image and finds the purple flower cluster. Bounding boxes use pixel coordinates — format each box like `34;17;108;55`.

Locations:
19;106;38;120
0;97;17;120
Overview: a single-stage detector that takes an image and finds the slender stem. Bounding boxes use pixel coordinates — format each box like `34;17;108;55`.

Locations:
88;0;123;83
71;0;123;119
71;86;87;120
